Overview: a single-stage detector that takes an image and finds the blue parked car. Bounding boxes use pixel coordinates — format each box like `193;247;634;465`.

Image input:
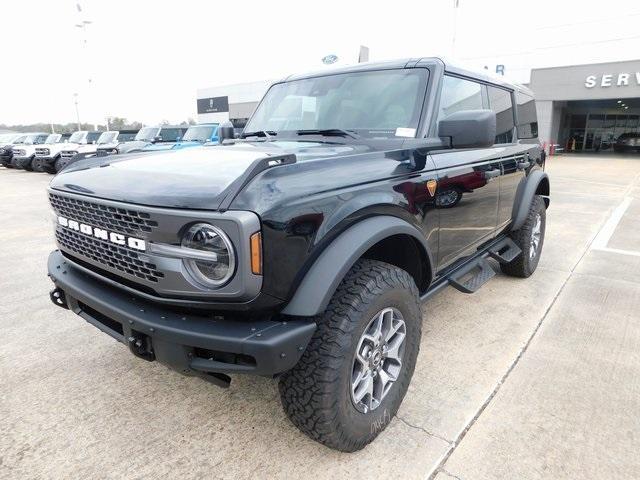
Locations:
142;123;219;152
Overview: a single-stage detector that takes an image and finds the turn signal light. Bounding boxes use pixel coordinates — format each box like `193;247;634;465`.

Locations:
250;232;262;275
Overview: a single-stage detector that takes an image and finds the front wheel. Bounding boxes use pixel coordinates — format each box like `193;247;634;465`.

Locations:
278;259;422;452
32;158;44;172
23;156;35;171
54;157;69;173
501;195;546;277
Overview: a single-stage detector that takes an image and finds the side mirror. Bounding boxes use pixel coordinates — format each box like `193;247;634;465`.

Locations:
176;136;181;142
218;121;235;144
438;110;496;149
152;135;162;143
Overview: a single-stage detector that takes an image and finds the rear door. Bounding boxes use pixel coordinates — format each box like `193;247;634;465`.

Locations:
486;85;523;229
431;75;501;270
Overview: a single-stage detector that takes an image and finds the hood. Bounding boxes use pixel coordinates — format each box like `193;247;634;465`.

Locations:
143;140;204;151
141;142;178;152
49;140;386;209
117;140;152;153
75;144;98;154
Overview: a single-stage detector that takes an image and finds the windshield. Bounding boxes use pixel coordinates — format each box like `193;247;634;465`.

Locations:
45;134;61;144
117;132;137;142
12;135;27;144
245;69;427;139
97;132;118;144
24;134;46;145
87;132;102;143
135;127;160;141
182;125;216;142
68;131;87;143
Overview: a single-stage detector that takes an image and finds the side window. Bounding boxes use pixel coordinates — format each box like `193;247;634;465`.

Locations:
487;86;515;144
437;76;484;124
515;91;538;139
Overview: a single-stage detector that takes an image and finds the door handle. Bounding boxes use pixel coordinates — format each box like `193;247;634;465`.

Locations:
485;169;501;179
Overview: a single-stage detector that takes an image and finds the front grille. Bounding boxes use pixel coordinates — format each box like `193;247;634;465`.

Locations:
56;228;164;283
60;151;77;158
36;147;50;156
49;193;158;236
50;193;163;285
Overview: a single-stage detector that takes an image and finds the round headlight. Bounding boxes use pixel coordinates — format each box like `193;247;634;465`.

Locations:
181;223;235;287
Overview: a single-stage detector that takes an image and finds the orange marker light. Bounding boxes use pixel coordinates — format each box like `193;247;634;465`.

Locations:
426;179;438;196
250;232;262;275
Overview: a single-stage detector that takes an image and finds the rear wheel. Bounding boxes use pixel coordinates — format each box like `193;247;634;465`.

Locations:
501;195;546;278
278;259;422;452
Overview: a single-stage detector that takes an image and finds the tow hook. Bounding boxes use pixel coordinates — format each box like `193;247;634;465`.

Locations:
49;288;68;309
127;332;155;361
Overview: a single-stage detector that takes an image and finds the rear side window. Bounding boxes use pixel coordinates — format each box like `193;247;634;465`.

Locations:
487;86;515;144
437;75;484;124
515;91;538;139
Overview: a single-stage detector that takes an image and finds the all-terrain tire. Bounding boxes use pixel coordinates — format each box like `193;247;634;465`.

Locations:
23;156;35;171
54;157;67;173
42;157;58;174
32;158;45;172
278;259;422;452
501;195;546;278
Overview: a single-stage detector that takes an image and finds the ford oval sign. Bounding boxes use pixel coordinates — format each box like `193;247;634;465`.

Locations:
322;54;338;65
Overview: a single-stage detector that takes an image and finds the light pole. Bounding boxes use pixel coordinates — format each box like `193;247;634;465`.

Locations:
452;0;460;57
75;3;93;125
73;93;81;130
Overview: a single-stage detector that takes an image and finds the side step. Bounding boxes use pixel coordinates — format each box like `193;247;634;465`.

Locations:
449;258;496;294
448;237;522;294
488;237;521;264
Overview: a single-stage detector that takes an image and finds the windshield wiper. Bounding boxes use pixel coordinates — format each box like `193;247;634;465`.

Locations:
295;129;360;139
241;130;277;139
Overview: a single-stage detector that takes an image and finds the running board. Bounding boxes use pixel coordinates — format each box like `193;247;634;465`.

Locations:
422;236;522;299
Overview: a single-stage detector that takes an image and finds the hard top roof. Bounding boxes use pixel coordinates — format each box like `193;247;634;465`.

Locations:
281;57;534;96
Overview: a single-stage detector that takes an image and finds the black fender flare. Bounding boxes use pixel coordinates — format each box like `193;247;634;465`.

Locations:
281;215;434;317
512;169;550;231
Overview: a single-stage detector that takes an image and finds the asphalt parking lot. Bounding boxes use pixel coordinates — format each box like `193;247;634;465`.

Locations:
1;153;640;479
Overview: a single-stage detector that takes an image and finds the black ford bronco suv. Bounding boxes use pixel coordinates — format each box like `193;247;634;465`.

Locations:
47;58;549;452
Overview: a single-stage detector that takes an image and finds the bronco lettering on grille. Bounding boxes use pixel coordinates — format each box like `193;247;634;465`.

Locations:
57;215;146;251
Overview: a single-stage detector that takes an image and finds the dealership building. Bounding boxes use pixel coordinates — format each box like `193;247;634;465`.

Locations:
530;58;640;152
197;58;640;152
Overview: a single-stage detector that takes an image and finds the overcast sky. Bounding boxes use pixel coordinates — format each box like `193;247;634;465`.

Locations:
3;0;640;126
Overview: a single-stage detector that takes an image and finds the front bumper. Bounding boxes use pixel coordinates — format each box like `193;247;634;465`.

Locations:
48;250;315;380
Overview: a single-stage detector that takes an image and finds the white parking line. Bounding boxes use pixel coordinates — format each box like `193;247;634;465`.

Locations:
590;196;640;257
591;196;633;250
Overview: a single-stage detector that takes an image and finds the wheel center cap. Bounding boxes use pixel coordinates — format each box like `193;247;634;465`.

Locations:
372;350;383;368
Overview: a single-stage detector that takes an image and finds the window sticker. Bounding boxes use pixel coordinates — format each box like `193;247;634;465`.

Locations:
395;127;416;138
